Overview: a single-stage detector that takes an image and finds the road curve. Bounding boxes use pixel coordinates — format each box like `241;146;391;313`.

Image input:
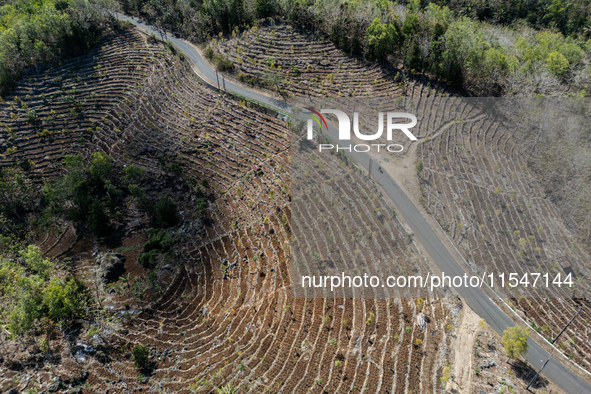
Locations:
115;13;590;393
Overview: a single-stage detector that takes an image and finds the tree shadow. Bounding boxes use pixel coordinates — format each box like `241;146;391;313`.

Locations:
509;360;549;390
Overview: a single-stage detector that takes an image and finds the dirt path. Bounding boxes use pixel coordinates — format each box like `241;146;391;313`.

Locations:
448;304;482;393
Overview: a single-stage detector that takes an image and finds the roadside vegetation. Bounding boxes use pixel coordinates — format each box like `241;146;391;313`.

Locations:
118;0;591;95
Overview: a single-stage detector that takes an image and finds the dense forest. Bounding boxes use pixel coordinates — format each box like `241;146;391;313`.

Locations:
0;0;113;96
429;0;591;37
117;0;591;96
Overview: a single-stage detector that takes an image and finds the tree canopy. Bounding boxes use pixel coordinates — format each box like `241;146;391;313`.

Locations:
0;0;109;96
501;325;530;361
0;245;88;337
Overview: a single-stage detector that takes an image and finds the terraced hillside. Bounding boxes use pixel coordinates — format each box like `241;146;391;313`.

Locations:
0;25;458;393
416;98;591;371
212;21;448;98
204;21;591;382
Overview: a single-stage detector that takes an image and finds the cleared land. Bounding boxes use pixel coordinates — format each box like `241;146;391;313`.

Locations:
0;26;458;393
416;99;591;371
211;21;591;379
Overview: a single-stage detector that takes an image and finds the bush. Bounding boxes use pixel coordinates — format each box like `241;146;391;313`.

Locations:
196;197;208;219
213;53;234;72
129;184;146;200
169;162;183;176
89;151;112;188
415;160;424;175
42;277;86;323
440;365;451;386
124;164;145;184
89;200;110;236
139;249;160;269
21;244;53;279
139;230;175;269
132;344;149;371
204;45;214;60
546;51;570;77
152;195;178;228
17;157;33;172
2;245;88;337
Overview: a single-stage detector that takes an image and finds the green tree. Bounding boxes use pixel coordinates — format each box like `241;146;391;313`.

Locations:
89;151;113;188
132;344;150;371
43;154;90;219
152;195;178;228
21;244;53;280
42;277;86;323
139;229;175;269
7;276;44;337
546;51;569;77
0;0;108;96
404;38;423;71
402;14;420;38
255;0;275;19
124;164;145;184
367;18;400;62
2;245;88;337
202;0;251;32
196;197;208;219
89;200;110;236
501;326;529;362
129;184;146;201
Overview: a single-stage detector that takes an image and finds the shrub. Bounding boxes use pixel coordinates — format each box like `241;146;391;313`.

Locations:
89;200;110;236
216;385;238;394
42;277;86;323
6;280;43;336
89;151;112;188
204;45;214;60
3;246;88;338
132;344;149;371
20;244;52;279
213;53;234;72
86;325;100;340
139;230;175;269
440;365;451;386
139;250;160;269
546;51;569;77
17;158;33;172
415;160;423;175
196;197;208;219
124;164;145;184
152;195;178;228
169;162;183;176
129;184;146;200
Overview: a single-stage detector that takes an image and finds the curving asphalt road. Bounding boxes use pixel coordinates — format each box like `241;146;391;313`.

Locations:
115;13;590;393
